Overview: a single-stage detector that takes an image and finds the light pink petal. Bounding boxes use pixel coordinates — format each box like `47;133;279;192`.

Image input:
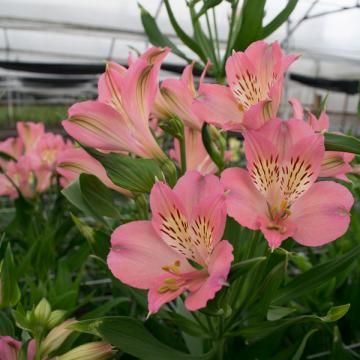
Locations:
63;100;143;155
107;221;188;289
0;137;23;160
185;240;233;311
320;151;354;180
291;181;354;246
155;77;201;130
173;171;223;218
148;276;186;313
242;100;272;130
288;97;304;120
192;83;245;131
57;148;131;196
17;121;44;153
308;111;329;132
221;167;267;230
171;129;218;175
98;62;127;109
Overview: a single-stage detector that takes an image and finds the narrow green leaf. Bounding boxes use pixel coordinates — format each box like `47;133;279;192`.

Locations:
262;0;299;38
163;0;207;63
79;174;120;218
72;316;214;360
229;257;266;282
292;329;318;360
324;132;360;154
232;0;266;51
0;244;21;308
139;4;191;61
273;245;360;305
85;148;165;193
0;311;15;336
267;306;296;321
195;0;223;20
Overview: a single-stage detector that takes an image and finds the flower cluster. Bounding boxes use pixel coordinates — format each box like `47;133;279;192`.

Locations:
0;122;73;199
61;41;355;313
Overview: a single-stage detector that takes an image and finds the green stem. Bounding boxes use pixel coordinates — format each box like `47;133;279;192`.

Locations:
191;312;210;335
34;337;42;360
205;11;218;68
179;135;187;175
212;8;221;64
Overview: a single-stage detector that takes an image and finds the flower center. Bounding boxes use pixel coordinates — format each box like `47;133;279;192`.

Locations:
266;199;291;233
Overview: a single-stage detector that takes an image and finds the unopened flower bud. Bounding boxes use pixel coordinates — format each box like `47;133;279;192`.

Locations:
47;309;67;329
41;319;77;356
57;341;113;360
34;298;52;326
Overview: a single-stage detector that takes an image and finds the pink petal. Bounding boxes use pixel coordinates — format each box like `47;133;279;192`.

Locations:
148;276;186;314
291;181;354;246
308;111;329;132
320;151;354;181
185;240;233;311
63;100;143;155
107;221;188;289
57;148;131;196
171;129;218;175
221;167;267;230
0;336;21;360
288;97;304;119
192;83;245;131
16;121;44;153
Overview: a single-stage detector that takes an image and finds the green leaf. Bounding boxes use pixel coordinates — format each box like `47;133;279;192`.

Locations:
231;305;348;342
79;174;120;218
262;0;299;38
0;244;21;308
85;148;165;193
267;306;296;321
72;316;214;360
324;132;360;155
292;329;318;360
163;0;207;63
195;0;223;20
139;4;191;62
319;304;350;322
232;0;266;51
62;178;103;221
229;257;266;282
0;311;15;336
0;151;16;162
273;245;360;305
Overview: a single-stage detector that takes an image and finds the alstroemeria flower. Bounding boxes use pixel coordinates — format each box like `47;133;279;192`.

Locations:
63;47;169;161
193;41;298;131
221;118;353;249
57;148;131;197
17;121;45;154
289;97;354;181
169;128;218;175
154;62;217;174
0;336;21;360
108;171;233;313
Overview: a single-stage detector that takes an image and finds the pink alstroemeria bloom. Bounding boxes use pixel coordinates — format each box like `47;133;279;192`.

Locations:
154;62;217;173
169;128;218;175
34;133;73;171
0;336;21;360
17;121;45;154
63;47;169;161
221;118;353;250
57;148;131;197
289;97;354;181
108;171;233;313
193;41;298;132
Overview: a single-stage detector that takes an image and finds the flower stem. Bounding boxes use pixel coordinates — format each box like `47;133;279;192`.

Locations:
179;135;187;175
